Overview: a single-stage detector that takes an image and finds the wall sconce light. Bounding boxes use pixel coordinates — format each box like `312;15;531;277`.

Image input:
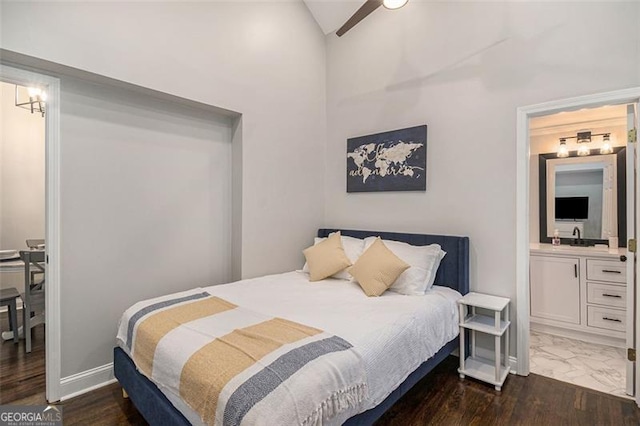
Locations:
556;130;613;158
15;85;46;117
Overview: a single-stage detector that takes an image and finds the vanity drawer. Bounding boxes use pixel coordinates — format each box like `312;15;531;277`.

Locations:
587;282;626;308
586;259;626;284
587;305;626;332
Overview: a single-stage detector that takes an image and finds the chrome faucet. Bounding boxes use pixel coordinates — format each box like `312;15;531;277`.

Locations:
572;226;582;244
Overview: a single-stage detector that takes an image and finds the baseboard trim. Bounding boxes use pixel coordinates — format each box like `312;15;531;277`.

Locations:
59;363;115;401
474;347;518;374
531;322;625;348
509;356;518;374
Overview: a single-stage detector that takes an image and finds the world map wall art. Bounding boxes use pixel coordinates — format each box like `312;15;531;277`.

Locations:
346;125;427;193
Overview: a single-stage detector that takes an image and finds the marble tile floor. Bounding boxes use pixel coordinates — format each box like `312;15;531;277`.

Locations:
529;330;628;398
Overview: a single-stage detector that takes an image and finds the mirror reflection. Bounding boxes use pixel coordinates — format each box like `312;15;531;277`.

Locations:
549;157;613;240
538;148;625;246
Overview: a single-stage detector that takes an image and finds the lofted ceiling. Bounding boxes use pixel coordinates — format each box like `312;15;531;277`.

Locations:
303;0;364;35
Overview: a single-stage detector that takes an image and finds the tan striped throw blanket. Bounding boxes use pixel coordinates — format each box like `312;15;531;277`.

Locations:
116;288;368;425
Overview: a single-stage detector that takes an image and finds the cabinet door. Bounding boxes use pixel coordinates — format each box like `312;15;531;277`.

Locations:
530;256;580;324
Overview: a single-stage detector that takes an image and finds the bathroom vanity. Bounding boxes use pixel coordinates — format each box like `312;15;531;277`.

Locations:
530;243;627;347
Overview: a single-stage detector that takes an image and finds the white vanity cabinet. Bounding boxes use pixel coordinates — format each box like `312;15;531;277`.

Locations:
530;244;627;345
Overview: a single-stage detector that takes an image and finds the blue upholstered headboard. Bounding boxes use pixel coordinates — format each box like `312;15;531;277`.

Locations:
318;229;469;295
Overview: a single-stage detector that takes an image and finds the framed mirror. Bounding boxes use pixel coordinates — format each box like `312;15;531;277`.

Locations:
538;147;626;246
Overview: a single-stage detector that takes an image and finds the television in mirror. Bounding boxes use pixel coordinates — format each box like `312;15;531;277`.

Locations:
555;197;589;221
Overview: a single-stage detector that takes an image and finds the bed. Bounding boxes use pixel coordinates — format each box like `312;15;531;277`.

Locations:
114;229;469;425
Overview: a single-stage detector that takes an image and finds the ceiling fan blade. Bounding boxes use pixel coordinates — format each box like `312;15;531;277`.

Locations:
336;0;383;37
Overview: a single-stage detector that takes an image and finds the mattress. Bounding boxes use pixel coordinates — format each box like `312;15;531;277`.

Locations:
116;271;461;425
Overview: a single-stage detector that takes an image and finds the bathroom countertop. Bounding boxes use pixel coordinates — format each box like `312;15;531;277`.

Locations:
530;243;627;259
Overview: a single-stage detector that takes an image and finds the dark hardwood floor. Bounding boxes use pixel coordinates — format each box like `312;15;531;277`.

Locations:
2;310;639;425
0;311;146;425
0;310;46;404
376;356;640;425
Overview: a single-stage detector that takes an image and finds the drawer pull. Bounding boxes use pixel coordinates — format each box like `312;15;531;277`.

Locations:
602;269;622;274
603;317;622;323
602;293;622;298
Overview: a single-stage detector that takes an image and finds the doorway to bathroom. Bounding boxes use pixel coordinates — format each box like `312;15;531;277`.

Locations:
516;88;640;405
528;104;630;397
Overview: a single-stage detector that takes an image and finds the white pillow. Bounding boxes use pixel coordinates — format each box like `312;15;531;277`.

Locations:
302;233;365;280
427;248;446;290
362;237;446;295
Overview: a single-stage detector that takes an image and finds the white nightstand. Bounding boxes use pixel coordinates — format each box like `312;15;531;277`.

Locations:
458;292;511;391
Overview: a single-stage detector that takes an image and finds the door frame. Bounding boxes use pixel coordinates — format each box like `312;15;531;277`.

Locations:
626;104;639;398
0;64;62;402
516;87;640;383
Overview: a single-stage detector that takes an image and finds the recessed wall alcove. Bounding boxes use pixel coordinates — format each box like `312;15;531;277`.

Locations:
1;49;245;380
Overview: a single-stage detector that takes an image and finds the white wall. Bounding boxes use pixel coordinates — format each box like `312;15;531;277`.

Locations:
0;82;45;252
0;1;327;279
58;77;233;376
324;1;640;355
0;2;326;381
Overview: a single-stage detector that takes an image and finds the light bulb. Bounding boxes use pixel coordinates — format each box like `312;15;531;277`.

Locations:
600;143;613;154
600;134;613;154
27;87;41;98
577;144;590;156
39;91;47;102
383;0;409;10
557;139;569;158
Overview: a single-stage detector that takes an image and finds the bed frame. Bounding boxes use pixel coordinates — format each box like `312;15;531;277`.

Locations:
114;229;469;425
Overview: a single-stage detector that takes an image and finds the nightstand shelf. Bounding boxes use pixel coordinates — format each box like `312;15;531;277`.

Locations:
461;314;510;336
458;292;511;391
459;356;510;386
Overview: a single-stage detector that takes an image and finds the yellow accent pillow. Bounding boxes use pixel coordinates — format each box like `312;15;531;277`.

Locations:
303;232;352;282
348;237;410;296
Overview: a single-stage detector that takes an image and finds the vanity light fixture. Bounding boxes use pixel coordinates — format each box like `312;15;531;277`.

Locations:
15;85;46;117
556;130;613;158
557;138;569;158
600;133;613;154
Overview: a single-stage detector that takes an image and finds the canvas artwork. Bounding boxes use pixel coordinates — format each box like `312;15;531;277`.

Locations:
346;125;427;192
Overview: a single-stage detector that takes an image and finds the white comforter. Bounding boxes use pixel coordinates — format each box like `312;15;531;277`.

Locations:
118;271;461;425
